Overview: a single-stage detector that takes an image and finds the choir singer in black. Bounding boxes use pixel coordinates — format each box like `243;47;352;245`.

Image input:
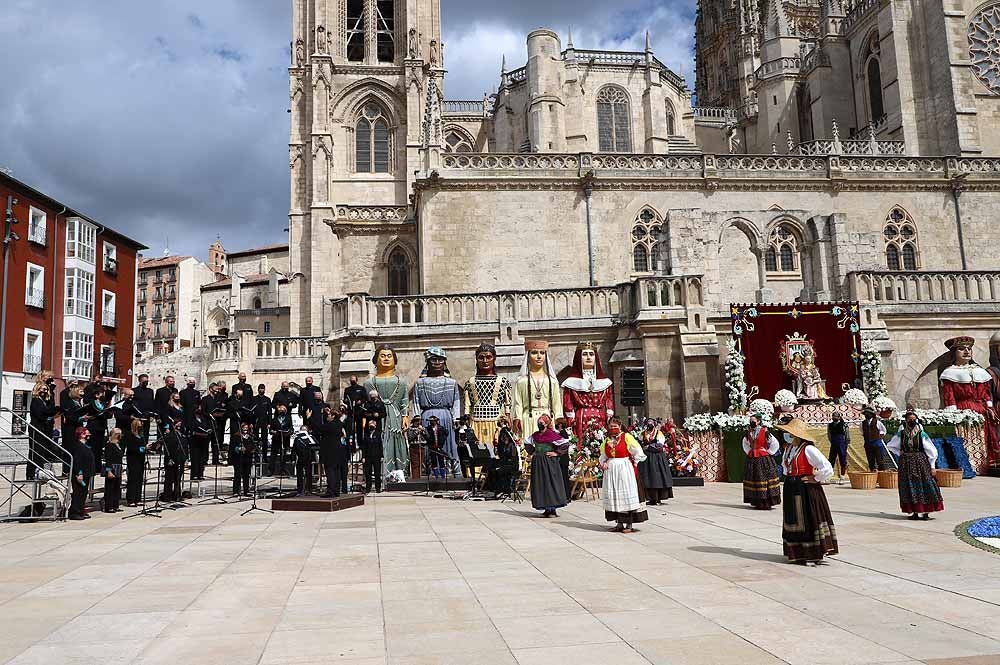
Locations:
316;406;348;497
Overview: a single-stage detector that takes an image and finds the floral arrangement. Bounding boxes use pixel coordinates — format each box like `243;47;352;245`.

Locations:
662;424;700;477
860;341;888;398
841;388;869;406
682;411;773;433
723;341;748;413
871;395;897;413
748;398;775;420
774;389;799;409
913;408;984;427
569;419;603;480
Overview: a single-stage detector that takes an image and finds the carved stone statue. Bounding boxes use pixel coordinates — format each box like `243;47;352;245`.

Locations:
316;25;327;54
294;38;305;67
430;40;439;66
408;28;418;59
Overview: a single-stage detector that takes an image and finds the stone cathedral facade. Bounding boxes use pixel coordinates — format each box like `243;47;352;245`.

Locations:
233;0;1000;417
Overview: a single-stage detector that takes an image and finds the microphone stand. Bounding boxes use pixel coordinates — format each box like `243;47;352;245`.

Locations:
123;445;161;519
198;426;227;505
240;447;272;516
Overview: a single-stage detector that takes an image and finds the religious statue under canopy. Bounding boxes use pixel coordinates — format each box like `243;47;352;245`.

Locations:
781;334;830;400
512;340;563;436
941;335;998;463
561;342;615;441
463;343;512;446
412;347;462;474
364;345;410;478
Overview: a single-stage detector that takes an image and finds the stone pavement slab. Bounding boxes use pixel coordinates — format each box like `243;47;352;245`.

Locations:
1;480;999;665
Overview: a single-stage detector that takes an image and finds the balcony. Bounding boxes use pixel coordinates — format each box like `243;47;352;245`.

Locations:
849;271;1000;306
25;289;45;309
23;354;41;375
62;359;93;380
102;310;117;328
152;292;164;302
164;273;176;283
28;224;46;246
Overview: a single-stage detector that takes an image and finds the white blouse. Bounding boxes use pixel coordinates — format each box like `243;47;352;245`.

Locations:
886;428;938;467
782;444;834;483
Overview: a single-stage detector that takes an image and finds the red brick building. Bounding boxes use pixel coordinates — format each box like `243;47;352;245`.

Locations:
1;172;146;428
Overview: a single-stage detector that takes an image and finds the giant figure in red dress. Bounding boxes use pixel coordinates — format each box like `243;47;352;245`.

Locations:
561;342;615;441
940;336;999;464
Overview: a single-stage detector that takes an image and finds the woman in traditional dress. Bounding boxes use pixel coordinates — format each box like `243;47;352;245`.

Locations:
638;419;673;505
777;418;837;565
886;410;944;521
941;336;998;463
600;416;648;533
364;345;410;478
524;415;569;517
742;413;781;509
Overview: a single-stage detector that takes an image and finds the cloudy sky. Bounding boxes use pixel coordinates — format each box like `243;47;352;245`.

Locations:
0;0;695;259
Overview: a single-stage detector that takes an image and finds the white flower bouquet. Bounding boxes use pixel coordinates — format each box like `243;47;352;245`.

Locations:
841;388;868;406
774;389;798;408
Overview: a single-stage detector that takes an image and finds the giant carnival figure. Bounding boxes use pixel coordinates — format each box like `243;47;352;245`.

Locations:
941;336;998;464
364;345;410;477
561;342;615;442
412;347;462;475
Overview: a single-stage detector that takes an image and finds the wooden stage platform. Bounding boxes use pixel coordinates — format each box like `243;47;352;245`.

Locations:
270;493;365;512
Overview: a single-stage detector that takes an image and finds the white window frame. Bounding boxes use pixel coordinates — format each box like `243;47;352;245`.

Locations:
23;328;43;375
28;207;47;245
102;290;117;327
98;344;116;376
25;263;45;308
62;331;94;379
103;242;118;274
65;268;96;319
66;218;96;264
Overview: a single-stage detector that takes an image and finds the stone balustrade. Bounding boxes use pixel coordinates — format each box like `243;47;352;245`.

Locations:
842;0;879;34
754;56;801;81
442;100;487;116
797;139;905;156
257;337;327;360
692;106;736;122
849;271;1000;305
330;276;705;334
211;338;239;361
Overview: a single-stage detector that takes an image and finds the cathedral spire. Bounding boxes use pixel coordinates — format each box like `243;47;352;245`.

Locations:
645;30;652;53
567;27;574;49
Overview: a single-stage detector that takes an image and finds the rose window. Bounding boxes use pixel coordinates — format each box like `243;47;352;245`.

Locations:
970;5;1000;94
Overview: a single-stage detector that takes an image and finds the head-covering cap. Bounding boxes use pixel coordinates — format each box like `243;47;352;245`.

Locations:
945;336;975;350
525;340;549;352
424;346;447;360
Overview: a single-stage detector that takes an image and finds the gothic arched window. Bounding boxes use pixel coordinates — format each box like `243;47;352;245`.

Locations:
387;247;411;296
444;128;474;153
863;32;884;125
346;0;366;62
765;223;800;274
597;86;632;153
356;102;392;173
631;208;666;274
665;100;677;135
883;207;920;271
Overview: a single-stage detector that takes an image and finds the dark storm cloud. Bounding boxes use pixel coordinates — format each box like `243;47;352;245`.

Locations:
0;1;695;259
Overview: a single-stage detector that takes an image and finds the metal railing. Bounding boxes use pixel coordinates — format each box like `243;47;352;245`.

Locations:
0;408;72;522
28;223;46;245
25;289;45;308
23;354;41;374
102;310;117;327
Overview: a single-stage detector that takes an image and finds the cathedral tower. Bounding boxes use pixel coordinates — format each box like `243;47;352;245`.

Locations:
289;0;439;335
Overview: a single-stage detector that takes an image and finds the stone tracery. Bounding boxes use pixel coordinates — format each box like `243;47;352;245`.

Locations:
970;4;1000;94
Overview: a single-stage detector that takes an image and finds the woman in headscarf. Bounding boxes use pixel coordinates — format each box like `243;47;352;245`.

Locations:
777;418;837;565
524;414;569;517
600;416;648;533
886;410;944;521
638;418;673;505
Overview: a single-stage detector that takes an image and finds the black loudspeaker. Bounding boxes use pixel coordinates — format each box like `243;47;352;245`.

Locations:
620;368;647;407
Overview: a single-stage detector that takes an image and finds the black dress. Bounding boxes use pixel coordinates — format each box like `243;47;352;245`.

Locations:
485;427;520;496
28;395;59;479
124;430;147;505
68;439;95;518
638;434;674;504
103;440;124;512
316;418;348;496
527;436;568;512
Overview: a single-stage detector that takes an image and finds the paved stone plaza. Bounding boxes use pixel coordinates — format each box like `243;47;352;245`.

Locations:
1;481;999;665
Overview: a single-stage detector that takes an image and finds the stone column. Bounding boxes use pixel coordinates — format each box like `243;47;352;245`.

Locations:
237;329;258;380
752;247;774;302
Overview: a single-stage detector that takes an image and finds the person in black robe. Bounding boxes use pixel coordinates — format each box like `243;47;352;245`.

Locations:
124;418;147;507
456;415;478;479
60;383;88;470
188;406;213;481
231;373;253;406
68;426;96;520
153;376;177;423
179;378;200;428
200;383;226;465
360;420;384;493
160;417;189;502
300;376;324;424
270;403;294;475
485;417;520;497
163;391;186;429
272;381;299;415
85;388;113;477
316;407;348;497
291;424;317;495
343;376;368;445
227;388;249;453
28;380;60;480
132;374;156;441
252;384;273;464
230;422;257;496
103;428;124;512
424;416;449;478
